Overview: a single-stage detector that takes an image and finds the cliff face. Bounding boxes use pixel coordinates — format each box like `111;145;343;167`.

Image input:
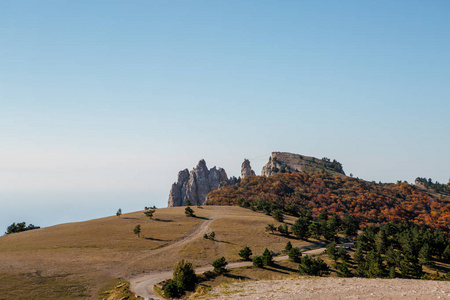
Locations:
261;152;345;177
241;159;256;178
168;160;228;207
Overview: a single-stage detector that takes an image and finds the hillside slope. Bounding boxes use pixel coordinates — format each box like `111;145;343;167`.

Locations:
207;172;450;234
0;206;306;299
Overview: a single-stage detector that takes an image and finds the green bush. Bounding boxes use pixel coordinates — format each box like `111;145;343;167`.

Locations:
253;256;264;268
298;255;329;276
212;257;228;274
164;280;181;298
239;246;252;261
262;248;274;266
185;207;195;217
173;260;197;292
288;247;302;263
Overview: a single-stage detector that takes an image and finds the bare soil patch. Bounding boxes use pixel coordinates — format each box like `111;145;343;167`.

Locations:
207;277;450;300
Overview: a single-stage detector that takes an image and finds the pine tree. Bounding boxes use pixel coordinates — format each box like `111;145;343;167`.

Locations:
262;248;274;266
326;241;339;262
291;216;311;239
253;256;264;268
212;257;228;274
173;260;197;292
288;247;302;263
239;246;252;261
185;206;195;217
285;241;293;251
133;224;141;238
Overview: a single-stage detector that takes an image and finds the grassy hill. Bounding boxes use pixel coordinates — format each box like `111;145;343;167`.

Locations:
0;206;308;299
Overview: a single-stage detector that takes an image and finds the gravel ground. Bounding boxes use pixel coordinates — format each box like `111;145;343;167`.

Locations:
208;277;450;299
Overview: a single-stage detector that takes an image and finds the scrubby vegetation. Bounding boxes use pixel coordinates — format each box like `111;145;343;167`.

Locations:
6;222;39;234
415;177;450;196
164;260;198;298
208;172;450;235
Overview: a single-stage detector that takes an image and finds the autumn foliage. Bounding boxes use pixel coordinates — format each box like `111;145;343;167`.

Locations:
207;172;450;235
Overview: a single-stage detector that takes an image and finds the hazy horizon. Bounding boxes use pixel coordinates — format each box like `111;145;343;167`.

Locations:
1;1;449;232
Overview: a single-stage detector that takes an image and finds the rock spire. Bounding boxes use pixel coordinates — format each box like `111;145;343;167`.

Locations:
241;159;256;178
168;160;228;207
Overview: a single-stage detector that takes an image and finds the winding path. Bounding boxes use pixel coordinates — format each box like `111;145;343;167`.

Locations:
129;213;353;300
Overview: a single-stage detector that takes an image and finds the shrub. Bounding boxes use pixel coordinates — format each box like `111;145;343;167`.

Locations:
144;209;155;219
185;207;195;217
239;246;252;261
253;256;264;268
262;248;274;266
288;247;302;263
336;262;353;277
298;255;329;276
271;209;284;222
164;280;181;298
133;225;141;238
212;257;228;274
285;241;293;251
173;260;197;292
6;222;38;234
278;223;289;236
265;224;276;234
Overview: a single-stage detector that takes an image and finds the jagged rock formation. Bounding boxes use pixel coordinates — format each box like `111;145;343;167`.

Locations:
261;152;346;177
241;159;256;178
168;160;228;207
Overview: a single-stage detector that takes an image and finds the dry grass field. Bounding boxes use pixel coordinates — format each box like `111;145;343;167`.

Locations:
0;206;307;299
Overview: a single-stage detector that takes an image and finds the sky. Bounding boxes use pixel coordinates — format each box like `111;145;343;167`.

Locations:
1;1;449;232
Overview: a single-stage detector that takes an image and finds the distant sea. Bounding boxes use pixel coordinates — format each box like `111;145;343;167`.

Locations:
0;190;167;235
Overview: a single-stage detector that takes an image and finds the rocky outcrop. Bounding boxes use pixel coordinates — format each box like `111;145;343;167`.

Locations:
168;160;229;207
261;152;346;177
241;159;256;178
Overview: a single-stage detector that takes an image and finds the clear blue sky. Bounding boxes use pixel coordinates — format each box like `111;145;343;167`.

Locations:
1;1;449;231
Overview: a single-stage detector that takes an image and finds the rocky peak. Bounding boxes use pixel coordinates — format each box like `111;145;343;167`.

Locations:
241;159;256;178
261;152;345;177
168;160;229;207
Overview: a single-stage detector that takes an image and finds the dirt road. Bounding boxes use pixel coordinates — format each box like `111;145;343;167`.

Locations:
129;214;346;300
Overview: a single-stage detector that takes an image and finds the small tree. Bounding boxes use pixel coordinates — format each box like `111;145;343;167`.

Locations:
291;216;311;240
288;247;302;263
326;241;339;262
298;256;329;276
278;223;289;236
265;224;276;234
173;259;197;292
209;231;215;240
271;209;284;222
163;280;181;298
133;224;141;238
185;206;195;217
253;256;264;268
116;208;122;218
185;199;192;206
239;246;252;261
212;257;228;274
144;209;155;219
285;241;293;251
338;247;351;262
262;248;274;266
443;244;450;262
336;262;352;277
